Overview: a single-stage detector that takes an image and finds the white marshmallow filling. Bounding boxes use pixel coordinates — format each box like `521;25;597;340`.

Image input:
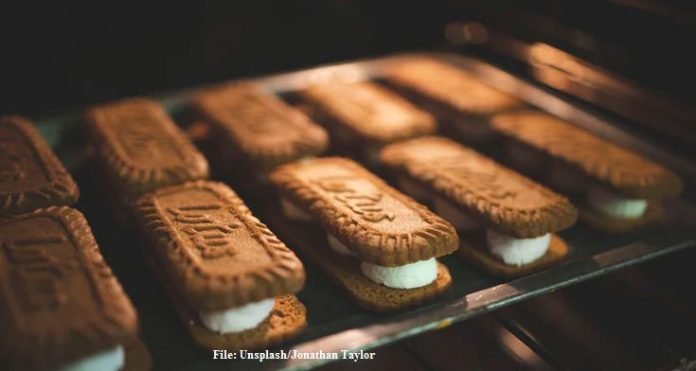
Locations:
433;196;480;230
587;185;648;219
281;197;313;222
360;258;438;289
327;233;437;288
396;176;431;202
486;229;550;266
59;346;124;371
199;298;275;334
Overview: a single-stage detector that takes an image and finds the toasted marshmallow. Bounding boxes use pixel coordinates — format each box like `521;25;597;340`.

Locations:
547;163;589;194
281;197;313;222
360;258;437;289
199;298;275;334
327;234;357;256
433;196;480;230
587;185;647;219
507;142;545;174
486;229;550;266
396;176;431;202
60;346;124;371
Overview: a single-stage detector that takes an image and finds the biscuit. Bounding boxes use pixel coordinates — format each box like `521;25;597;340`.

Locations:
0;116;79;215
269;157;459;266
193;82;328;170
380;136;577;238
0;207;137;371
267;212;452;311
387;57;524;116
458;232;568;278
136;181;305;311
84;98;209;200
490;110;683;199
298;81;436;145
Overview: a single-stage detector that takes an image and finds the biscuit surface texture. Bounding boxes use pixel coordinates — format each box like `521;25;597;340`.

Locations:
491;110;683;198
194;82;328;169
137;181;305;311
0;207;137;371
381;136;577;238
0;116;79;215
270;157;459;266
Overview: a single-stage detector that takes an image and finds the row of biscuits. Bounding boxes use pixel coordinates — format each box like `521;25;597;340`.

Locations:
0;117;141;371
1;55;683;369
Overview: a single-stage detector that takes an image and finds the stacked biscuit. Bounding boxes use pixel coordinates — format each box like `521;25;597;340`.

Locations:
0;116;140;371
84;98;310;350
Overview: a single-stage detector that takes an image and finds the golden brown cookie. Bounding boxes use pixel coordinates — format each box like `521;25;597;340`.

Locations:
0;207;137;371
387;57;524;116
0;116;79;215
84;98;209;201
193;82;328;171
298;81;436;145
136;181;305;311
490;110;683;199
381;136;577;238
269;157;459;266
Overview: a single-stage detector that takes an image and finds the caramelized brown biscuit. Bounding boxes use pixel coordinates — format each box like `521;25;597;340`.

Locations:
0;207;137;371
269;157;459;266
193;82;328;170
491;110;683;199
381;136;577;238
387;57;523;116
298;81;436;145
0;116;79;215
458;233;568;278
84;98;209;199
136;181;305;311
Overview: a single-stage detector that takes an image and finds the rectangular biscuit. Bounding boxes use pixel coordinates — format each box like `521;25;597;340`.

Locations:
136;181;305;311
0;207;137;371
0;116;79;215
490;110;683;199
193;82;328;170
84;98;209;199
380;136;577;238
266;212;452;311
269;157;458;266
298;81;436;145
387;57;524;116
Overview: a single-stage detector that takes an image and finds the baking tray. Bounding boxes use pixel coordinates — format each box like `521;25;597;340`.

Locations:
33;52;696;371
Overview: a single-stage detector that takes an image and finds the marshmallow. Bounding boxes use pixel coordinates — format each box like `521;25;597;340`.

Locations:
587;185;647;219
396;176;431;202
59;346;124;371
360;258;437;289
281;197;313;222
486;229;550;266
327;234;357;256
433;196;480;230
199;298;275;334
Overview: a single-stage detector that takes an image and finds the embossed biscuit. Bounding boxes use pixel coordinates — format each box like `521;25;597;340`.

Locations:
266;212;452;311
491;110;683;198
0;207;137;371
136;180;305;311
387;57;524;115
269;157;459;266
84;98;209;198
0;116;79;215
193;82;328;170
381;136;577;238
298;81;436;144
